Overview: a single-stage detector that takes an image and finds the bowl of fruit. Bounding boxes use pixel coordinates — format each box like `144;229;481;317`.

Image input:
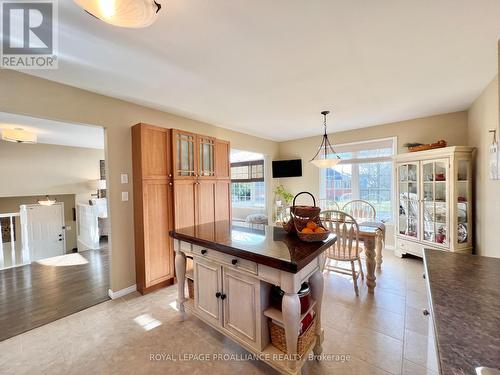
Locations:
294;219;331;243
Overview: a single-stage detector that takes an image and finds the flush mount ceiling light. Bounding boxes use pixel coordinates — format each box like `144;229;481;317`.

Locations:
74;0;162;28
310;111;341;168
38;195;57;206
2;128;37;144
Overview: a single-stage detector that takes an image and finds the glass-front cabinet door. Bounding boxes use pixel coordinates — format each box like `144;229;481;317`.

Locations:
421;159;449;248
198;136;215;178
174;130;197;178
398;163;419;239
456;158;471;247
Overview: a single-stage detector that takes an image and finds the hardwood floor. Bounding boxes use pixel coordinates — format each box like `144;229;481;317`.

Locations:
0;247;109;341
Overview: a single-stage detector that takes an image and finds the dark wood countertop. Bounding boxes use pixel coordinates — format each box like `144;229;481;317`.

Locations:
170;221;336;273
423;249;500;375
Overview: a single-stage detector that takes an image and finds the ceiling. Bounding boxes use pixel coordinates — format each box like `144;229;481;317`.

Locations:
22;0;500;141
0;112;104;149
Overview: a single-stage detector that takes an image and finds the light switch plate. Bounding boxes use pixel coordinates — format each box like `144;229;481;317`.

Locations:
121;192;129;201
120;173;128;184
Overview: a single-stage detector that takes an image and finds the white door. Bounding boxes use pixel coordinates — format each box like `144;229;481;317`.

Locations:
20;203;66;262
222;268;259;347
194;257;222;327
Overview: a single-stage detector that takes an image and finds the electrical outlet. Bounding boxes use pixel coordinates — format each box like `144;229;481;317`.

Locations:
121;192;129;201
121;173;128;184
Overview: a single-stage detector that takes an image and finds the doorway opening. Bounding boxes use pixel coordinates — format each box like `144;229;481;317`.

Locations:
230;149;267;227
0;111;110;341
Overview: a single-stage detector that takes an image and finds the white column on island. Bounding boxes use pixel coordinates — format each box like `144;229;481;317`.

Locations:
309;269;324;355
281;292;301;370
175;250;187;320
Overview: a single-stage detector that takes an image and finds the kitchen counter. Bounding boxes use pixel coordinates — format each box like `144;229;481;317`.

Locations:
170;220;336;273
423;249;500;375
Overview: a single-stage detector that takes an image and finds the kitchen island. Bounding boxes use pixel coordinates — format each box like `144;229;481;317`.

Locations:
170;221;336;375
423;249;500;375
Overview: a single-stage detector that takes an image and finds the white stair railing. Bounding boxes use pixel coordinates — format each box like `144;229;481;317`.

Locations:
0;212;21;268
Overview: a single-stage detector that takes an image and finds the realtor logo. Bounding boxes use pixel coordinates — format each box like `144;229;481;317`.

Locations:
1;0;58;69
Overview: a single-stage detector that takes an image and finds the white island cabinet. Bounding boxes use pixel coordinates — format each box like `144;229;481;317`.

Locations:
171;221;336;375
395;146;474;257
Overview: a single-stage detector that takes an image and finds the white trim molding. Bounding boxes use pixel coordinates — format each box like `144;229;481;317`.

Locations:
108;284;137;299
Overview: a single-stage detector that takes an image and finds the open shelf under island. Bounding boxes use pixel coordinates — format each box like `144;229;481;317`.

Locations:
170;221;337;375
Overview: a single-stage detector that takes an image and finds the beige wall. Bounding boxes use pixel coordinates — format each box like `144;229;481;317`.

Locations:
467;75;499;257
0;194;77;252
0;70;280;292
0;141;104;204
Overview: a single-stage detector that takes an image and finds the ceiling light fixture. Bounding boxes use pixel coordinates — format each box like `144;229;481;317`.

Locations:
310;111;341;168
38;195;57;206
2;128;37;144
73;0;162;28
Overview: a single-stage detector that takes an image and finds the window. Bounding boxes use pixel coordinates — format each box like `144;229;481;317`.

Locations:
231;159;265;208
320;138;395;222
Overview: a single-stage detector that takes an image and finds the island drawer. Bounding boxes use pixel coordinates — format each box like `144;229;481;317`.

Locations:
192;245;258;275
174;240;193;254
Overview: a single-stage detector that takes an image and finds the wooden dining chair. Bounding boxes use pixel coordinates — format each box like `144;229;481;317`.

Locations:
320;210;364;296
318;199;340;211
342;200;376;224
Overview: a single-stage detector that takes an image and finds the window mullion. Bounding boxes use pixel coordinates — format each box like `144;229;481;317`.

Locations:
352;164;360;200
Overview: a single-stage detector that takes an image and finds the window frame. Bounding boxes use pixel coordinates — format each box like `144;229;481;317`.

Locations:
230;159;266;209
319;137;397;223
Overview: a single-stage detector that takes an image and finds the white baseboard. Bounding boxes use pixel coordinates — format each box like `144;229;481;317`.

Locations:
108;284;137;299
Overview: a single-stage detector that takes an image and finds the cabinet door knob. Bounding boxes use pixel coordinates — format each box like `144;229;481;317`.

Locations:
215;292;221;299
201;249;207;255
231;259;238;265
220;294;227;300
422;309;430;316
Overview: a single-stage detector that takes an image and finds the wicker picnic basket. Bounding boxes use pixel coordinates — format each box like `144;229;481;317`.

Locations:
269;315;317;356
282;192;321;234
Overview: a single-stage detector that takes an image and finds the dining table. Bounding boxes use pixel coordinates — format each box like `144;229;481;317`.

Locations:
358;221;386;293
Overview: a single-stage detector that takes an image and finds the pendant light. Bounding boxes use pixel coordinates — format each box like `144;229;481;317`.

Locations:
38;195;57;206
2;128;37;144
73;0;162;28
310;111;341;168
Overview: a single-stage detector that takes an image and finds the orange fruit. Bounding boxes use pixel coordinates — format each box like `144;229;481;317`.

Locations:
301;227;314;234
306;221;318;230
314;227;326;233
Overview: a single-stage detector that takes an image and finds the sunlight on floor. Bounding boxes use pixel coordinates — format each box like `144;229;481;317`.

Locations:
169;301;179;312
36;253;89;267
133;314;162;331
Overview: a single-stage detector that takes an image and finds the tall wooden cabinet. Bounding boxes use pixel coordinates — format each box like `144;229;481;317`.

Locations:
132;124;175;294
172;130;231;229
132;124;231;294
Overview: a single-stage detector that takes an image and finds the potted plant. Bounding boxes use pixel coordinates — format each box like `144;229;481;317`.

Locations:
274;185;294;206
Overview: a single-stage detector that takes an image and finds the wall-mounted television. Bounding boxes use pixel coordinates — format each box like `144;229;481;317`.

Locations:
272;159;302;178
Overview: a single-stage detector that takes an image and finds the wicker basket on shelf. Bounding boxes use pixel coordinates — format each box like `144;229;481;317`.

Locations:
187;278;194;299
269;316;316;356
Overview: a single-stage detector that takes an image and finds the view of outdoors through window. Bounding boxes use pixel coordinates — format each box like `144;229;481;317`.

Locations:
230;150;265;208
320;139;394;221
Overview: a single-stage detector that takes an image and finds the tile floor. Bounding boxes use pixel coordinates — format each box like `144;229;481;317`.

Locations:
0;250;438;375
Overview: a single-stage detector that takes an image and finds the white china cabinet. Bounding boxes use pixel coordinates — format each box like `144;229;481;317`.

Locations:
395;146;474;257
